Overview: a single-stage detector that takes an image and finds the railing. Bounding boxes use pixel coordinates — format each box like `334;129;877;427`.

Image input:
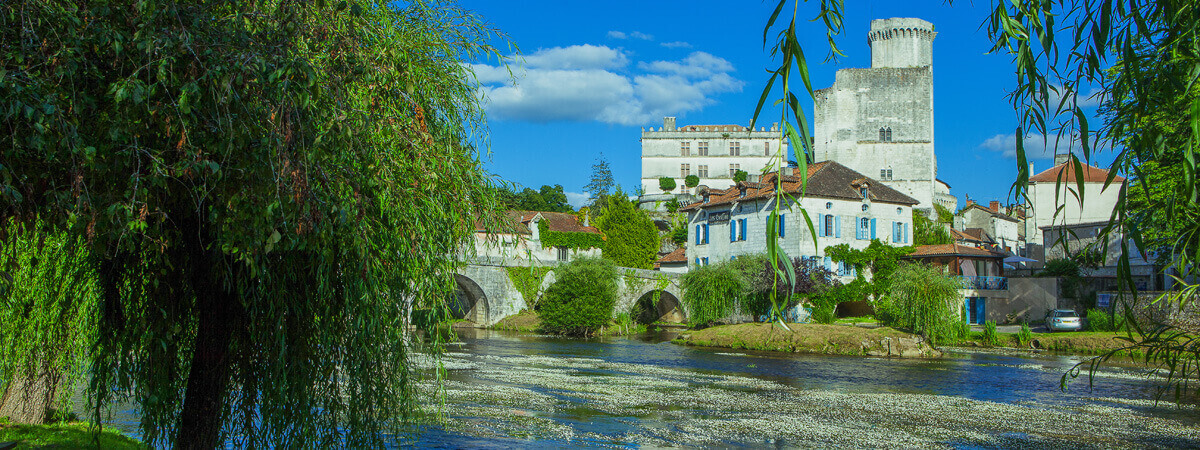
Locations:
958;276;1008;290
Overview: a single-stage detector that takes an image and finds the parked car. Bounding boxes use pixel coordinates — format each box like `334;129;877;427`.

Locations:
1044;309;1082;332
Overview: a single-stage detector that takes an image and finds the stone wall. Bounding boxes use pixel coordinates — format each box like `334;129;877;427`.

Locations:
992;277;1059;324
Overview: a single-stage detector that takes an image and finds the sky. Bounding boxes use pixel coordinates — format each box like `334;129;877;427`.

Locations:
458;0;1108;209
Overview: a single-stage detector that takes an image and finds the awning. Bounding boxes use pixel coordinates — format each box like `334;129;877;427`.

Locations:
1003;255;1038;263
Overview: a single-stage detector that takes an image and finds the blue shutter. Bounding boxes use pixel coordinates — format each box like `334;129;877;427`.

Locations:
870;218;877;240
730;219;737;242
695;257;700;266
855;217;862;240
695;225;701;245
739;218;747;241
824;256;832;271
904;223;909;243
835;215;842;238
817;214;825;237
703;224;709;244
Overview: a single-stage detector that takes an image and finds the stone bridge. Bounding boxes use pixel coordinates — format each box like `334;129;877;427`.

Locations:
451;258;687;327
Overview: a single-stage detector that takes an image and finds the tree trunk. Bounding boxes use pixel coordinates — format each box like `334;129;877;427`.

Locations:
0;364;61;424
174;280;241;449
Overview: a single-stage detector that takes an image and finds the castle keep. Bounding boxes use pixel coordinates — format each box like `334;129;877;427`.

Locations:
814;17;955;213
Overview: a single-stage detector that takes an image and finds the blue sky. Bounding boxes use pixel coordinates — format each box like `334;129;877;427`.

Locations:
460;0;1105;209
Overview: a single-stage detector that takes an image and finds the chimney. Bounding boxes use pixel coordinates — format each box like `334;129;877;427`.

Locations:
965;199;975;208
989;201;1000;212
1028;162;1034;174
1054;153;1070;166
663;116;676;131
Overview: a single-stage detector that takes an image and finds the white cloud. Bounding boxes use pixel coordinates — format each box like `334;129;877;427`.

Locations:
1042;85;1105;110
661;41;693;49
978;131;1108;160
565;191;592;209
607;30;653;41
472;48;743;125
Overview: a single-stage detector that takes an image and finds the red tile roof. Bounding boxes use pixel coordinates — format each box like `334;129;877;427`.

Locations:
679;161;918;212
656;247;687;264
478;211;600;235
1029;161;1125;183
904;244;1004;258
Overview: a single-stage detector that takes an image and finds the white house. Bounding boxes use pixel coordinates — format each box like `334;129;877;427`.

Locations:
956;201;1022;255
1025;155;1125;247
680;161;919;282
471;211;602;265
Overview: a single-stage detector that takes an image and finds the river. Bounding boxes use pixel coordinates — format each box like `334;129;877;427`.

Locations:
104;328;1200;448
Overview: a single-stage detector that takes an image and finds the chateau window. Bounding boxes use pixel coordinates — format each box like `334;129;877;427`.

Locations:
698;141;709;156
729;164;740;176
879;127;886;141
885;128;893;141
680;163;690;178
698;165;709;177
729;141;741;156
880;169;893;180
879;127;893;142
680;142;690;156
764;141;771;156
861;187;869;198
886;169;893;180
556;246;569;262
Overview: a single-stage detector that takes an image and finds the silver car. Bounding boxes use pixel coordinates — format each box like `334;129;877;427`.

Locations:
1045;309;1082;332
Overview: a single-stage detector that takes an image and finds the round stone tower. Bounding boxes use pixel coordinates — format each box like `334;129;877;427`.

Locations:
867;18;936;68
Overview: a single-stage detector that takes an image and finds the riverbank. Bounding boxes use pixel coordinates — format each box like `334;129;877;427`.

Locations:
674;323;941;357
950;330;1142;355
0;421;143;449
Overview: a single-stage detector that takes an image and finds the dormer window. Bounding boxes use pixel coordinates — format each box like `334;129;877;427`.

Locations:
860;187;869;199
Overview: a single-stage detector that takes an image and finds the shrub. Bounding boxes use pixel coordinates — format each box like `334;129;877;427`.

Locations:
876;262;962;345
732;170;748;182
665;197;681;213
595;190;659;269
658;177;676;192
684;175;700;187
681;262;748;327
1087;308;1113;331
539;258;618;336
982;320;999;346
1018;323;1033;346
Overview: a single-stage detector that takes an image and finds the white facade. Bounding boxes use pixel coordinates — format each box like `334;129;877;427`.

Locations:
1025;160;1123;246
640;117;788;194
958;203;1022;254
684;194;915;283
471;213;601;266
813;17;942;211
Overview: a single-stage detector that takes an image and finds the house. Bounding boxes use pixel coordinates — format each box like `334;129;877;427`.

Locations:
1041;221;1162;292
679;161;919;281
471;210;603;265
1025;155;1126;248
654;247;688;273
902;244;1010;324
955;201;1022;255
640;117;786;195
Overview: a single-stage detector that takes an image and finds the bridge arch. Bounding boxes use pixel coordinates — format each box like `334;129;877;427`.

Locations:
451;274;490;324
628;288;686;324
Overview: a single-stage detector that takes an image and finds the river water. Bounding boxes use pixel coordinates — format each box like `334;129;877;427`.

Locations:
105;328;1200;448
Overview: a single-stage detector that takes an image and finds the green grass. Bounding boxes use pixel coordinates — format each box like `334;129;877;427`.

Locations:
0;421;144;449
945;330;1145;357
835;316;878;324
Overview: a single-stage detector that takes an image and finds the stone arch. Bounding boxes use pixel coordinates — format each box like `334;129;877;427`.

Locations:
533;270;557;308
451;274;489;324
630;289;686;324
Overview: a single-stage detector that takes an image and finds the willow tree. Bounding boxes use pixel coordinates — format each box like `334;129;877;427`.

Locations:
1;0;502;447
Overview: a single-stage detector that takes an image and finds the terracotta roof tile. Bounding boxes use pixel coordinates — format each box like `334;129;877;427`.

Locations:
904;244;1004;258
1029;161;1126;183
656;247;687;264
478;211;600;235
679;161;918;212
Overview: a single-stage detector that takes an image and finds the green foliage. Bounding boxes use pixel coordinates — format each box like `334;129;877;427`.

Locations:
680;263;748;327
1040;259;1080;278
1086;308;1130;332
732;170;749;183
539;258;618;336
913;209;951;246
595;190;659;269
825;240;913;300
505;266;551;309
658;177;676;192
665;197;682;214
812;279;868;323
876;263;963;345
496;184;573;213
982;320;999;346
1018;323;1034;346
0;222;98;418
0;421;143;449
933;204;955;225
538;221;605;251
684;175;700;188
0;0;505;445
584;155;616;201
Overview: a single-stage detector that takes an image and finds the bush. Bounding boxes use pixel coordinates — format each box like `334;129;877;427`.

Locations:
1018;323;1033;346
681;263;748;327
595;190;659;269
684;175;700;187
539;258;618;336
658;177;676;192
732;170;748;182
665;197;681;213
1087;308;1113;331
982;320;999;346
876;263;962;345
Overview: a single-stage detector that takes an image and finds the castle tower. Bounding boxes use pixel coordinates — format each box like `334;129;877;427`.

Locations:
813;17;948;212
867;18;936;69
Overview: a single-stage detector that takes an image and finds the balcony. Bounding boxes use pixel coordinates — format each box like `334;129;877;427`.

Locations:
958;276;1008;290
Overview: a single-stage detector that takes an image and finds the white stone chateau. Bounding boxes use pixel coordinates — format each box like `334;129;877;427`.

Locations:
639;118;787;194
814;17;956;213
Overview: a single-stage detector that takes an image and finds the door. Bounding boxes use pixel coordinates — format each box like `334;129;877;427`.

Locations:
964;297;987;324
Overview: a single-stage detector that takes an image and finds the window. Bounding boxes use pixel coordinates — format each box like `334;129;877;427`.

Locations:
698;165;709;177
729;141;741;156
880;168;894;180
764;141;771;156
680;163;690;178
824;215;834;237
729;164;740;176
879;127;887;141
886;169;893;180
886;128;893;141
776;214;786;238
860;187;869;199
698;141;709;156
738;218;747;241
556;246;569;262
879;127;893;142
857;217;870;240
695;224;710;245
896;207;903;215
825;202;833;209
702;257;709;266
680;142;690;156
861;204;869;212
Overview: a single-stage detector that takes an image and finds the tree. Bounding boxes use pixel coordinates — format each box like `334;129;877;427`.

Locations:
495;184;573;212
0;1;502;446
733;170;749;183
684;175;700;188
877;263;964;345
913;209;952;246
825;240;914;302
584;155;616;202
539;257;618;336
659;177;677;192
538;184;573;212
595;190;659;269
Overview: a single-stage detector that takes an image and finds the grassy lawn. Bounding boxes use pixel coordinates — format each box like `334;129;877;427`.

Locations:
0;421;143;449
835;316;878;325
950;330;1142;355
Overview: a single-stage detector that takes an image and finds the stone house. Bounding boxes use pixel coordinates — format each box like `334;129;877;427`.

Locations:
471;210;602;266
955;201;1022;255
640;117;786;195
1041;220;1162;291
1025;155;1126;248
679;161;918;282
654;247;688;274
